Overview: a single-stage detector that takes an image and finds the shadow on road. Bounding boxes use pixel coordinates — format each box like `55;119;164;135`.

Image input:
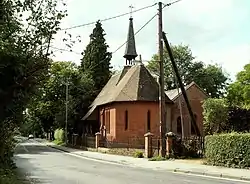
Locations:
15;141;61;155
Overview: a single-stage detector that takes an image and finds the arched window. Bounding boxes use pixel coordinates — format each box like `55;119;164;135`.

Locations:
147;110;151;132
191;114;197;135
177;116;182;134
125;110;128;130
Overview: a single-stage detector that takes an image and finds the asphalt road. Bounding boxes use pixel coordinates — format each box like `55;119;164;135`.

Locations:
15;140;245;184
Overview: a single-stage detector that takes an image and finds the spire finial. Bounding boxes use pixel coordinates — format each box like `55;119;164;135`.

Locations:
123;13;138;65
129;5;134;18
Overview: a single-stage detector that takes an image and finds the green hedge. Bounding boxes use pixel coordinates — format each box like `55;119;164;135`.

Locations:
205;133;250;168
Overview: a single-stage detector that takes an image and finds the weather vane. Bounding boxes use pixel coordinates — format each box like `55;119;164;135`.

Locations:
129;5;134;18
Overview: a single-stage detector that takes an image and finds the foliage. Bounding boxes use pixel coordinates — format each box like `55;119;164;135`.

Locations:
172;136;202;158
58;129;65;142
134;151;144;158
54;129;60;141
147;44;229;98
23;61;94;136
19;112;43;137
227;63;250;109
0;168;30;184
53;139;65;146
205;133;250;168
0;0;67;123
0;121;17;169
54;128;65;143
227;107;250;133
202;98;229;135
80;20;112;92
0;0;67;169
148;156;167;161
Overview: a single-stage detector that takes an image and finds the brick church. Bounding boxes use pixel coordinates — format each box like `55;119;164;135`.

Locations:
83;15;208;143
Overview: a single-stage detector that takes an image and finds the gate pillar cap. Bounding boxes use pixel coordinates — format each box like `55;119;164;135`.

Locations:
144;132;154;137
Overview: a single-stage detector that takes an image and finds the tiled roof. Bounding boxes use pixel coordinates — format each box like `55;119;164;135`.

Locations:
165;81;208;101
83;63;173;120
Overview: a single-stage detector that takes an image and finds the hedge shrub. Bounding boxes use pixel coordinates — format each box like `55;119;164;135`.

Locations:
54;129;60;141
58;129;65;142
54;128;65;142
205;133;250;168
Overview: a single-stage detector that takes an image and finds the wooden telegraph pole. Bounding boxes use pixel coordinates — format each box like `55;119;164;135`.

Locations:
65;79;69;145
158;2;166;157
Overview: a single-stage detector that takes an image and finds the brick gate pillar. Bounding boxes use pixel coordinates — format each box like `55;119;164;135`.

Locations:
165;132;175;156
144;132;154;158
95;132;101;149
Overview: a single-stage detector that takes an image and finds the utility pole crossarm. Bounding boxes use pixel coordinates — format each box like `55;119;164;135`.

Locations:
161;32;200;136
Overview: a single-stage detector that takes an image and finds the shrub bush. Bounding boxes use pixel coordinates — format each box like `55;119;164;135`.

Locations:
58;129;65;142
54;129;60;141
205;133;250;168
134;151;144;158
148;156;167;161
172;136;202;158
54;128;65;142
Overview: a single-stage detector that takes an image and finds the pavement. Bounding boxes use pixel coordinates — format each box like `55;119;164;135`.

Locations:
37;138;250;182
15;138;250;183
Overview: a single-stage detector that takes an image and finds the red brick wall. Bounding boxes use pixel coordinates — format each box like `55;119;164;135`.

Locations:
171;85;207;137
112;101;160;142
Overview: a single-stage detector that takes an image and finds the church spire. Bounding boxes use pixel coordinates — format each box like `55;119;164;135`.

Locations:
123;5;138;65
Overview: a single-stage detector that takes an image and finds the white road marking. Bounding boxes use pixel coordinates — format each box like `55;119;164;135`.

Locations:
175;172;250;183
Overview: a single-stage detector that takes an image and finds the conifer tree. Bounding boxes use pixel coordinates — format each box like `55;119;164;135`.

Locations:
81;20;112;91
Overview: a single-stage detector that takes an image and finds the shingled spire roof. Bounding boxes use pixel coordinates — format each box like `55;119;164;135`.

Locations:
123;17;138;62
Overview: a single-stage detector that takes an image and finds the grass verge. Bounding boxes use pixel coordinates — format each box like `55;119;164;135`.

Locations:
0;168;30;184
149;156;167;161
53;139;65;146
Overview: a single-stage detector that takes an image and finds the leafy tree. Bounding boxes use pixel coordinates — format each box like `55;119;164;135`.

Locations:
0;0;67;122
147;44;229;98
227;107;250;133
24;61;94;136
80;20;112;91
202;98;229;135
0;0;67;168
227;63;250;109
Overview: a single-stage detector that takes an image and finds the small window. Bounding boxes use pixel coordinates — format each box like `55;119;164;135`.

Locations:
191;114;197;135
125;110;128;130
147;110;151;132
177;116;182;134
106;110;110;134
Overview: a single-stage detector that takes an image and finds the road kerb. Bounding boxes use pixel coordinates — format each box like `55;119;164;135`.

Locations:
47;145;131;166
173;168;250;182
47;144;250;182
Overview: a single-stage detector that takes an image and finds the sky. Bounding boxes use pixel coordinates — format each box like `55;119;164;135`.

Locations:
51;0;250;81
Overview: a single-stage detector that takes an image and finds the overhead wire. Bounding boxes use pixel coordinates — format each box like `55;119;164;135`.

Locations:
112;13;158;54
60;3;157;31
87;13;158;72
51;0;185;68
50;12;158;58
50;46;82;55
163;0;184;8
